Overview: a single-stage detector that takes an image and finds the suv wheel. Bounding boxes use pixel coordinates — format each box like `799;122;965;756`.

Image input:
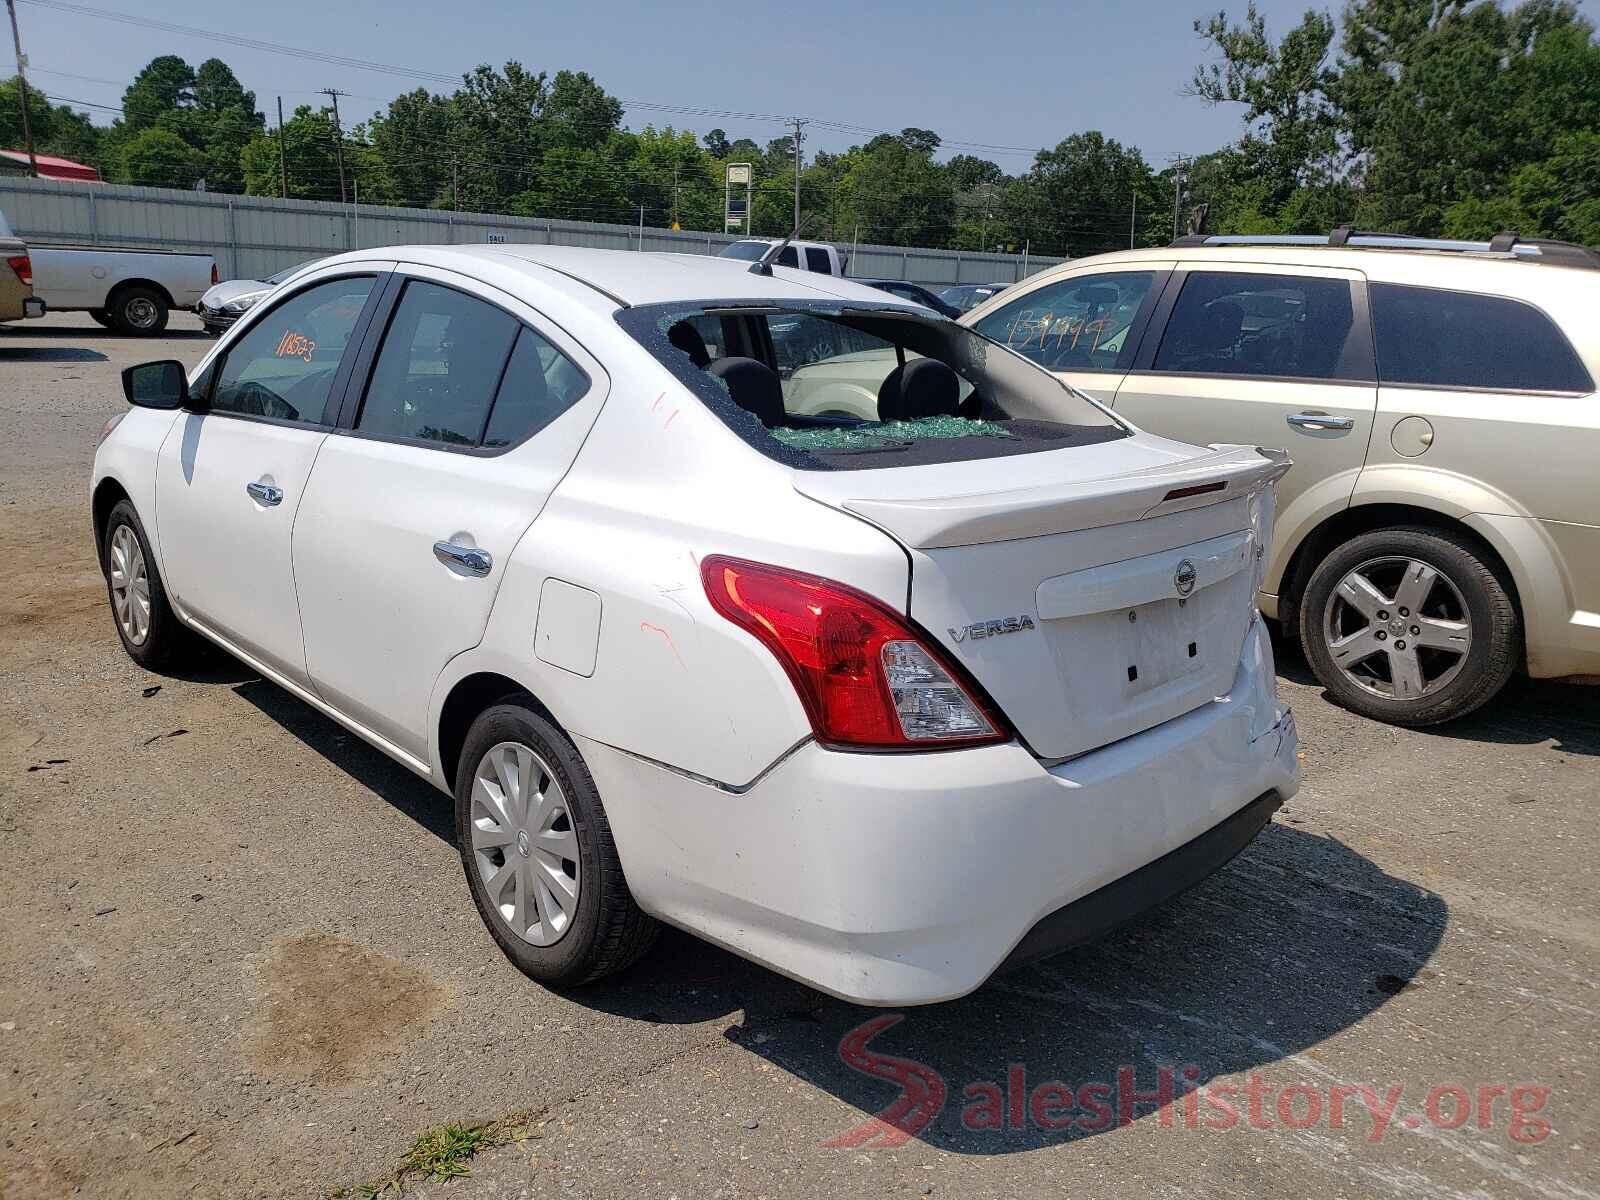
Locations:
1299;526;1519;726
455;702;657;987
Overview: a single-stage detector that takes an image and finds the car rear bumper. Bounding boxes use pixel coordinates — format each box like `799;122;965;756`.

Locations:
578;618;1298;1006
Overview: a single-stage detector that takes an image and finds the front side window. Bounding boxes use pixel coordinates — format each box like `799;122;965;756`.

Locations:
777;246;799;269
210;275;375;423
1153;271;1356;380
972;270;1156;372
357;281;520;446
1371;282;1593;393
769;313;896;381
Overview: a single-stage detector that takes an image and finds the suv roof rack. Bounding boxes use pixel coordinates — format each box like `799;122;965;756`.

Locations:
1170;226;1600;269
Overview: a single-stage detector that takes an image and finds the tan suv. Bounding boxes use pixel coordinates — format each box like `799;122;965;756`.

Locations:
963;230;1599;725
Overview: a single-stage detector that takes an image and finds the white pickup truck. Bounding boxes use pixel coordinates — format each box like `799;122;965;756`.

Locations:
0;209;214;335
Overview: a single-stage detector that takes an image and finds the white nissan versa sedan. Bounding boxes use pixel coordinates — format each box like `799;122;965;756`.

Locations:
93;244;1298;1005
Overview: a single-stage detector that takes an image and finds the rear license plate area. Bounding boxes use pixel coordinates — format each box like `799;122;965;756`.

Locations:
1120;595;1207;694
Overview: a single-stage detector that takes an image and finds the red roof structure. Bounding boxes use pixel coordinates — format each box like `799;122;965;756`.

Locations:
0;151;102;182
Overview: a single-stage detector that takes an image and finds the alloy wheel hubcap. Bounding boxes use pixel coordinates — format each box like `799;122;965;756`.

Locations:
1324;556;1472;701
469;741;580;946
108;524;151;645
127;297;158;328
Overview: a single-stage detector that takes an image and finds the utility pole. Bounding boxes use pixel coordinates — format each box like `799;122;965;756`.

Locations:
1129;192;1137;248
276;96;288;198
671;160;680;229
451;155;459;211
1172;159;1188;242
320;87;349;204
5;0;39;178
789;116;808;232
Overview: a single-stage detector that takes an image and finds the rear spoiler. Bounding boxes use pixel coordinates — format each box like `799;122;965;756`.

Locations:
821;445;1290;550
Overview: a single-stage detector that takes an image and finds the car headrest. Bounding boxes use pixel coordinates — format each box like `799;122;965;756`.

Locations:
707;356;784;427
667;320;711;368
878;357;960;422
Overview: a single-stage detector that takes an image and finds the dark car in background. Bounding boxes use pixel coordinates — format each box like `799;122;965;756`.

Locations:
939;282;1010;313
855;278;963;318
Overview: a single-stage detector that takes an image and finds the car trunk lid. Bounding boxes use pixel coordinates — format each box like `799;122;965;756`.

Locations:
793;441;1287;760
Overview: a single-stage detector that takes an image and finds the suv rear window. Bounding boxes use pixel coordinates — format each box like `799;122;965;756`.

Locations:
1371;283;1592;393
620;301;1128;471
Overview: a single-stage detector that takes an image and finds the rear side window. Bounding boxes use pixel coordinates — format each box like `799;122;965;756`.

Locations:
482;327;589;447
211;275;374;423
804;247;832;273
1371;283;1592;393
972;270;1157;373
357;281;519;446
1153;271;1356;380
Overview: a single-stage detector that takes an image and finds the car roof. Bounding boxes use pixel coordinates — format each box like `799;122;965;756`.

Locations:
307;244;901;311
959;241;1599;326
1022;243;1600;286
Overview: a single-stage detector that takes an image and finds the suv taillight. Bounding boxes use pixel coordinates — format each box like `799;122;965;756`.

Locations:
6;254;31;286
701;555;1006;750
211;262;219;286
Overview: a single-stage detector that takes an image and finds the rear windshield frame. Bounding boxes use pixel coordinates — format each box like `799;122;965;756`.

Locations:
615;298;1132;472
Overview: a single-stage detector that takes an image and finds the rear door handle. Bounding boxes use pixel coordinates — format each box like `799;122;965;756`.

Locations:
1286;411;1354;432
245;481;283;506
433;541;492;577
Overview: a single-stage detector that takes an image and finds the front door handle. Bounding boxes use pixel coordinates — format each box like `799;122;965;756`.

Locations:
245;481;284;506
1286;411;1354;432
433;541;493;577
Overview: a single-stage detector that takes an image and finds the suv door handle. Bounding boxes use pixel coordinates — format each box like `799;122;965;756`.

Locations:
245;481;284;506
433;541;492;577
1286;411;1354;432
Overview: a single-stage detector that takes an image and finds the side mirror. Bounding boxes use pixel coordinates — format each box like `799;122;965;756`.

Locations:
121;360;189;410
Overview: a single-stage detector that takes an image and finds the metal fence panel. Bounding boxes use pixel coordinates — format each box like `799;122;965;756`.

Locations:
0;177;1063;292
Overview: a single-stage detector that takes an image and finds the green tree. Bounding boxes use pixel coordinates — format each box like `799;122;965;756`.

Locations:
120;127;205;188
1014;131;1158;256
0;78;100;165
121;55;195;132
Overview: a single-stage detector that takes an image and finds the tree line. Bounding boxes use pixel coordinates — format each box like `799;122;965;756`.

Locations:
3;0;1598;255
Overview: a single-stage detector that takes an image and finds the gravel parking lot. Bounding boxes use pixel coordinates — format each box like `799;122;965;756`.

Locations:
2;311;1596;1200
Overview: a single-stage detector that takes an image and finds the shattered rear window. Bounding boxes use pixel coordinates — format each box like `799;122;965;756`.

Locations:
616;300;1130;471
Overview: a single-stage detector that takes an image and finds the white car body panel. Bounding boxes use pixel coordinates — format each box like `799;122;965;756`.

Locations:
93;243;1298;1004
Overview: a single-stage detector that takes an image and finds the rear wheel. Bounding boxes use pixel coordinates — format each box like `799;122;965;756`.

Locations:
102;499;192;669
454;702;657;987
1299;526;1519;726
110;286;169;335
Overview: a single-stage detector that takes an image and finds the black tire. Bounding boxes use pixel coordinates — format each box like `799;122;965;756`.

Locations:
89;308;115;329
109;285;169;336
454;702;658;987
101;498;193;669
1299;525;1519;726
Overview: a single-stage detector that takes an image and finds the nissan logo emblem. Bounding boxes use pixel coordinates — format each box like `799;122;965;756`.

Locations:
1174;559;1197;597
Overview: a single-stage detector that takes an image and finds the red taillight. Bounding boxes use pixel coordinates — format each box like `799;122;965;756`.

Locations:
211;262;220;286
701;555;1005;750
6;254;30;286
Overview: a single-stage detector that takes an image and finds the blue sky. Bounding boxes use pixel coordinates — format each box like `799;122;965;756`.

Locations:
15;0;1329;168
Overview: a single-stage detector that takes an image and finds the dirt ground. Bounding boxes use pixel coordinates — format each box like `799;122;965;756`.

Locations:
1;311;1596;1199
